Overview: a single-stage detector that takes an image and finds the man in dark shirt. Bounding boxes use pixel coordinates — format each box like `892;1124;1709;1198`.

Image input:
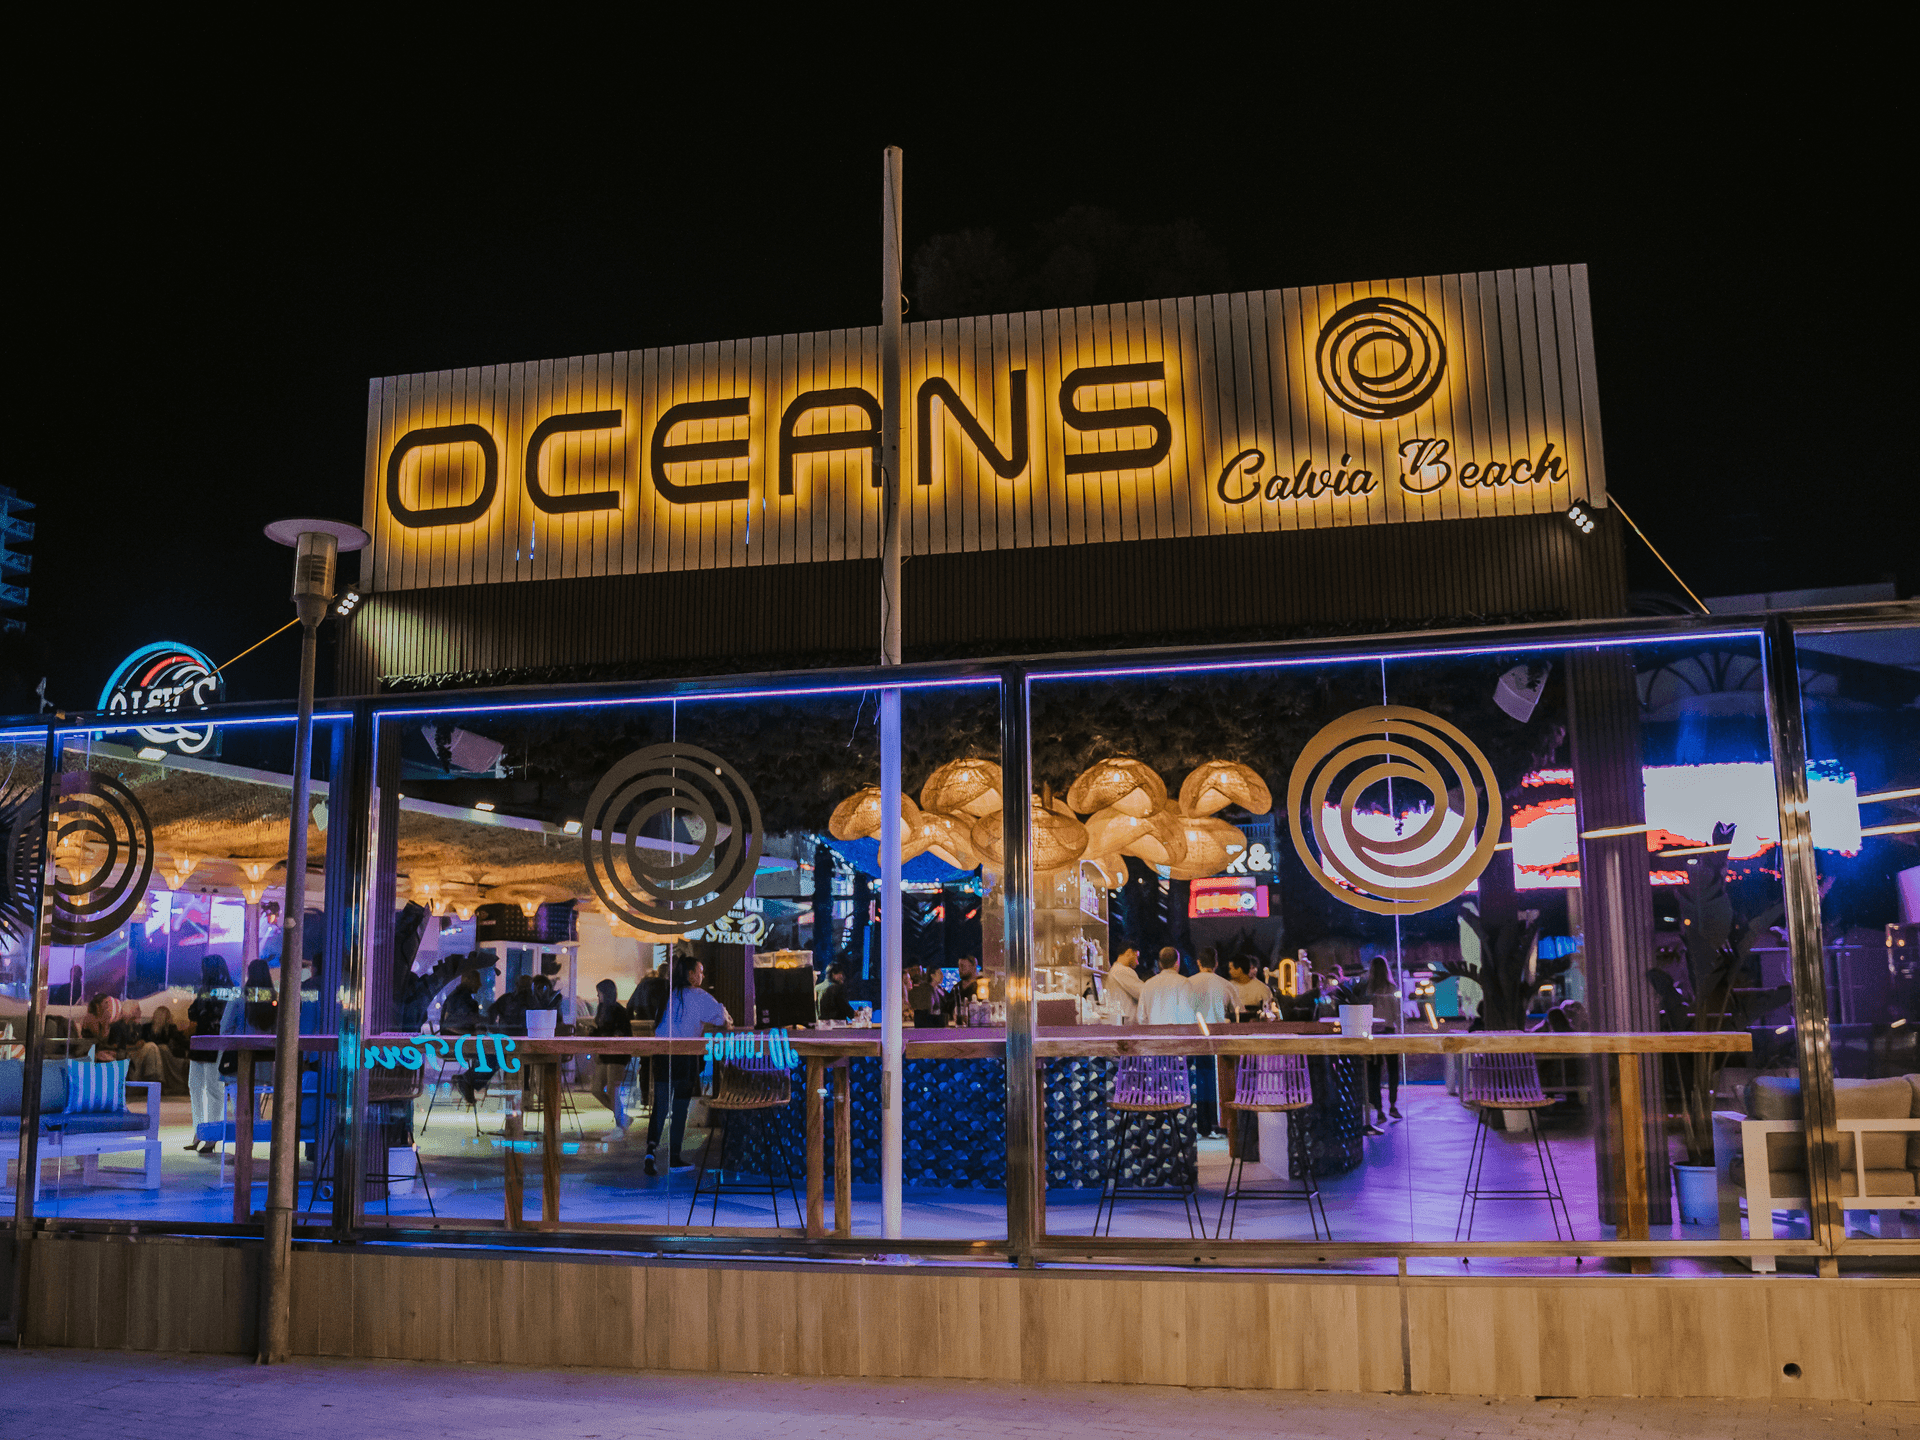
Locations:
946;955;984;1026
489;975;533;1033
817;967;855;1022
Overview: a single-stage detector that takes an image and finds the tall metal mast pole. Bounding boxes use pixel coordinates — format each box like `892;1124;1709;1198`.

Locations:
878;145;905;1240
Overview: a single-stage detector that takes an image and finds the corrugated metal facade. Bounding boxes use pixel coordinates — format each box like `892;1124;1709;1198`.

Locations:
338;508;1625;692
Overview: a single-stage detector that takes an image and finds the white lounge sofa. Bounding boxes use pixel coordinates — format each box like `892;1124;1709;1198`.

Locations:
1;1059;162;1201
1714;1073;1920;1271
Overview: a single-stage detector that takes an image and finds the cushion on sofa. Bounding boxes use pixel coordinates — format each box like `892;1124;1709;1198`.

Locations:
1748;1167;1918;1200
0;1059;71;1116
0;1112;151;1137
43;1112;152;1136
63;1058;128;1114
1745;1075;1914;1172
1909;1075;1920;1171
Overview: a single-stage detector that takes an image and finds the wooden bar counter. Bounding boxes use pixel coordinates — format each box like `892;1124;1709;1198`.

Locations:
201;1026;1749;1249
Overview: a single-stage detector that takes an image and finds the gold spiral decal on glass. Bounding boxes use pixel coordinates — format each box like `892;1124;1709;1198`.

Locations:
1286;705;1501;916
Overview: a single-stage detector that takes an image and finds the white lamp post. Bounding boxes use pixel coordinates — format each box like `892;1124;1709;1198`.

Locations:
258;516;367;1363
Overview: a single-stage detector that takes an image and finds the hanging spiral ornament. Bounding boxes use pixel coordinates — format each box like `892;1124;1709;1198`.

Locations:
581;742;763;935
1286;705;1501;916
50;772;156;944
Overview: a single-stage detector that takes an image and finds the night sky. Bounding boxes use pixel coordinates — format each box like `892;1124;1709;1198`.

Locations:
18;59;1904;712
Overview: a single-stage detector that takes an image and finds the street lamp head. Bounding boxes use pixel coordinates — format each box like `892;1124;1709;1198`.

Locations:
264;518;369;624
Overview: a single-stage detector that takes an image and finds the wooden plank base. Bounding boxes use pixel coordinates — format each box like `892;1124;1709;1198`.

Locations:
17;1236;1918;1401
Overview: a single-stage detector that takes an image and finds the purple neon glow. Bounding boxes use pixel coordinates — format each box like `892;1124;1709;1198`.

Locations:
1024;629;1762;683
372;675;998;723
58;712;355;740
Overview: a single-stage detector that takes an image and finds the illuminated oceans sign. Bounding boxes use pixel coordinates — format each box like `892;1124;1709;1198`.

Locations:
99;642;226;755
364;266;1605;593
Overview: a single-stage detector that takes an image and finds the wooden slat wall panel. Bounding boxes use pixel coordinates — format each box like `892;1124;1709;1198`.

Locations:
362;268;1608;592
337;510;1627;692
25;1239;1916;1401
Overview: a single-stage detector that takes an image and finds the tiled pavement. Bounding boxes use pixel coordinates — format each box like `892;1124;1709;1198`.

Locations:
4;1348;1913;1439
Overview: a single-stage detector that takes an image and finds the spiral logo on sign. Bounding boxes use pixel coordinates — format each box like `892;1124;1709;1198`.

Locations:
1315;297;1447;420
1286;706;1501;916
51;773;156;944
581;743;763;935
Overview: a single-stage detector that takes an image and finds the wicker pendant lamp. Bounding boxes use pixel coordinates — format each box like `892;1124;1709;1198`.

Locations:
1178;760;1273;818
1117;806;1191;869
1164;815;1248;880
919;758;1003;818
914;809;980;869
829;785;922;841
970;788;1089;871
1066;757;1167;818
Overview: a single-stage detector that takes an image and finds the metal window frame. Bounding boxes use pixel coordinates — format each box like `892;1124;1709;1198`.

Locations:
3;597;1912;1288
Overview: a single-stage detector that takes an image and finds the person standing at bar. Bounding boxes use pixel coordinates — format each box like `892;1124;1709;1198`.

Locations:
1136;948;1196;1025
1107;946;1145;1022
644;953;731;1175
946;955;984;1026
588;978;634;1129
1227;956;1273;1019
186;956;233;1155
1190;948;1237;1025
1365;957;1403;1126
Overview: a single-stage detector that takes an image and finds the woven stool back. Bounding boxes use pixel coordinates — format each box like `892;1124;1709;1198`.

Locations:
1109;1054;1192;1112
709;1054;793;1111
1462;1052;1551;1109
367;1064;423;1105
1232;1053;1313;1111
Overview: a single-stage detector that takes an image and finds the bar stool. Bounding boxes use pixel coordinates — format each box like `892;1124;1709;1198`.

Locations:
1215;1053;1330;1240
308;1062;437;1217
1095;1055;1202;1238
1455;1053;1575;1241
687;1051;800;1226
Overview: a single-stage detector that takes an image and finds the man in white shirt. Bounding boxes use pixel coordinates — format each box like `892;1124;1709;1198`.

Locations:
1106;947;1144;1022
1136;948;1197;1025
1227;956;1274;1016
1190;950;1238;1025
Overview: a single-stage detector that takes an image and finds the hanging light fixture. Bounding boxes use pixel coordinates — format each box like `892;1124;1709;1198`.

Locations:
1178;760;1273;817
1118;807;1191;869
163;854;199;891
829;785;922;841
919;758;1002;817
970;789;1089;872
1165;815;1248;880
1066;757;1167;817
911;809;979;868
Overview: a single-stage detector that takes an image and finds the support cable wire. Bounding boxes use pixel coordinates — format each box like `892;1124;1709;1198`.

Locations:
1610;498;1710;615
213;618;301;676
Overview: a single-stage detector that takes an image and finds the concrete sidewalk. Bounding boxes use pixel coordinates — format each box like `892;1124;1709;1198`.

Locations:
3;1348;1913;1439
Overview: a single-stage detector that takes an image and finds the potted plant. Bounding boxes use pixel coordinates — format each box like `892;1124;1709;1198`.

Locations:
1657;823;1791;1223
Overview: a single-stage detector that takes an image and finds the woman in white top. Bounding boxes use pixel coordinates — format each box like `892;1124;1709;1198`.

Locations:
644;954;733;1174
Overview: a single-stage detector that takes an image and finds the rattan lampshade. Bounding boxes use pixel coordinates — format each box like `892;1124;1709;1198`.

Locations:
1165;815;1248;880
913;809;980;869
1065;757;1167;818
919;758;1003;817
970;794;1089;871
1178;760;1273;817
829;786;922;841
1116;806;1191;869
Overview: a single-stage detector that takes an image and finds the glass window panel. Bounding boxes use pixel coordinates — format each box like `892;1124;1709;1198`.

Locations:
359;678;1005;1245
1793;620;1920;1248
4;716;345;1228
1026;629;1827;1270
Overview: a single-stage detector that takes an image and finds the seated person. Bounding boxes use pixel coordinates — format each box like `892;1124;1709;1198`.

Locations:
908;966;946;1028
489;975;534;1033
439;968;490;1102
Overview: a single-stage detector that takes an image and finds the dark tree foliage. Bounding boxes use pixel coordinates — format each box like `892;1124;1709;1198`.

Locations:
910;206;1230;319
